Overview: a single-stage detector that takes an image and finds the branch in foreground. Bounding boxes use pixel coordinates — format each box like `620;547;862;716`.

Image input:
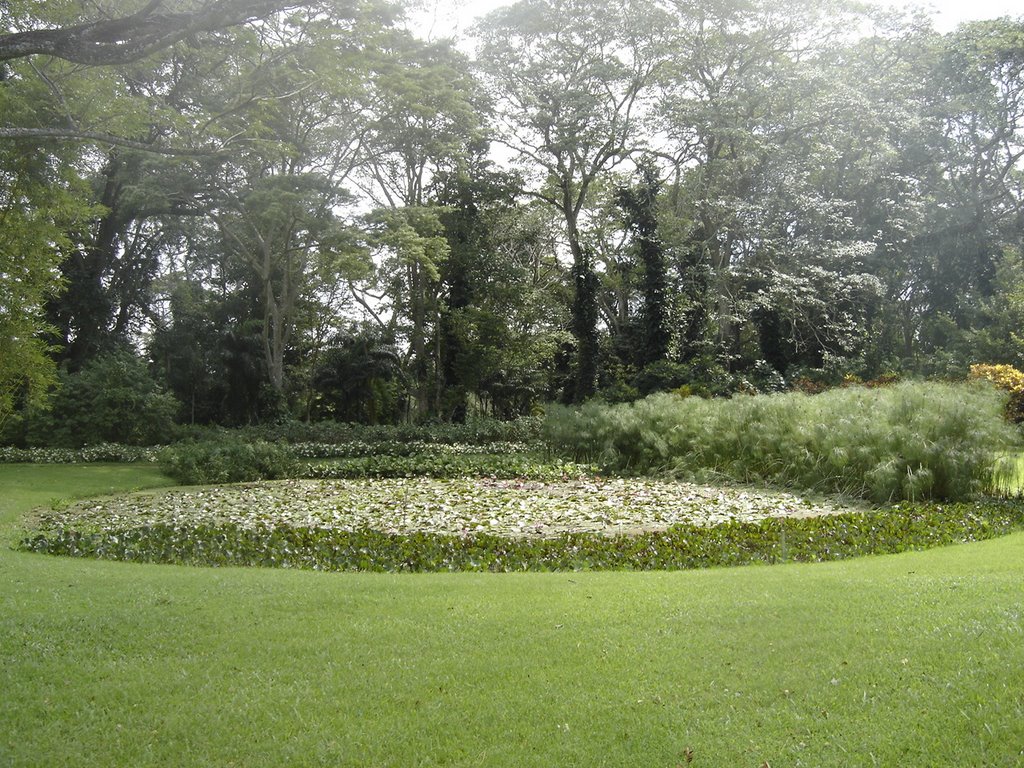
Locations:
0;126;222;156
0;0;332;65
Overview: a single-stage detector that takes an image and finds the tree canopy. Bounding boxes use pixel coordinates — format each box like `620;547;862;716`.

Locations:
0;0;377;64
1;0;1023;437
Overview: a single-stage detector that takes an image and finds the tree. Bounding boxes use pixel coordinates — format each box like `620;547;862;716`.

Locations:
800;17;1024;372
352;34;483;417
22;347;179;447
149;277;220;424
311;328;404;423
0;0;369;65
138;5;386;408
214;173;358;397
433;153;560;419
617;157;670;368
359;204;450;418
647;0;931;385
475;0;670;401
0;0;396;152
1;0;394;425
0;144;96;430
907;20;1024;362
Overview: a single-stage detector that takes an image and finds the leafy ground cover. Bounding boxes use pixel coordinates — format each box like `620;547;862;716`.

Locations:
301;453;598;480
20;476;1024;573
2;464;1023;766
29;477;861;538
22;501;1024;573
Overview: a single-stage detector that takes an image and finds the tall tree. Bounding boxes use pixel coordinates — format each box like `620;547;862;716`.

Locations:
148;4;384;403
617;157;670;368
433;153;561;419
655;0;883;373
354;34;483;417
475;0;670;401
800;17;1024;372
0;142;95;429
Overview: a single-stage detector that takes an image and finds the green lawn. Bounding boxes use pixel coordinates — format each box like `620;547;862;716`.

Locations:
2;464;1023;767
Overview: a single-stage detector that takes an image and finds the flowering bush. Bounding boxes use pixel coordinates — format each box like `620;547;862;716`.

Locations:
970;363;1024;393
970;363;1024;423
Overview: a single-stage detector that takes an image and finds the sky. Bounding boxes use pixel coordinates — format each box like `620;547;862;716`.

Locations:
914;0;1023;30
409;0;1023;42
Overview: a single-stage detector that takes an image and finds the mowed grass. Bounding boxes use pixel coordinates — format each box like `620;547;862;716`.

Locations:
2;465;1023;767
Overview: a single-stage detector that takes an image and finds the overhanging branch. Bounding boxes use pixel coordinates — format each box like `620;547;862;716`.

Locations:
0;126;222;155
0;0;330;65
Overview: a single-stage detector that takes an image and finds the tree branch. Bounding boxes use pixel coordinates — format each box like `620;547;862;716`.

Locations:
0;0;338;65
0;126;222;155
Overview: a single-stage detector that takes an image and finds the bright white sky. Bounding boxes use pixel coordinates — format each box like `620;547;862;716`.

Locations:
912;0;1023;30
409;0;1022;42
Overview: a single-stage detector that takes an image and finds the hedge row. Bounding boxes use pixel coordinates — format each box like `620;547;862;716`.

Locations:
302;454;598;481
188;416;544;447
0;444;160;463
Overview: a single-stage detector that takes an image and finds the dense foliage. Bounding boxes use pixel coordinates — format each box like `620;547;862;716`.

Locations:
12;349;179;447
544;382;1020;503
970;363;1024;422
1;1;1022;431
21;500;1024;572
159;439;298;485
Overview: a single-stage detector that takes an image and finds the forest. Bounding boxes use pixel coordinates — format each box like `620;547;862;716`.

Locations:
2;0;1023;445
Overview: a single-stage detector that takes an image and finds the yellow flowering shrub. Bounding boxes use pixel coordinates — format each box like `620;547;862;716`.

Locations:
970;363;1024;393
970;363;1024;423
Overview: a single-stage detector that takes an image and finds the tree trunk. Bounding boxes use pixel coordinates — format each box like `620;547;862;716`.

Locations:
563;195;599;403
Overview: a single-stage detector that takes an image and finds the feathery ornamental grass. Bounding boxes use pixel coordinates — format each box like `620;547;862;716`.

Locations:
544;381;1020;502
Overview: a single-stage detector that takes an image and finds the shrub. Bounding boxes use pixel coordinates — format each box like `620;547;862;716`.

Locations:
23;349;180;447
233;415;544;447
969;363;1024;392
970;363;1024;423
301;454;598;481
160;439;298;485
543;381;1020;503
0;444;160;463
